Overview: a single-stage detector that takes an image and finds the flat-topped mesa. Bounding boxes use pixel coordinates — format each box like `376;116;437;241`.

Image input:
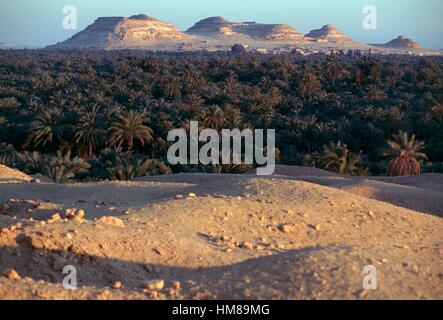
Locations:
305;24;354;43
48;14;191;49
385;35;421;49
186;17;233;36
186;16;305;42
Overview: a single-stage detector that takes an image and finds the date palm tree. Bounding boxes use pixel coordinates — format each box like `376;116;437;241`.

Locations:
25;108;64;149
383;130;427;176
110;111;153;152
74;105;104;157
299;73;321;96
319;141;367;176
326;53;339;85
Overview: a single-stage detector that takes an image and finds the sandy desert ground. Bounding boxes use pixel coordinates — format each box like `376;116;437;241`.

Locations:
0;164;442;300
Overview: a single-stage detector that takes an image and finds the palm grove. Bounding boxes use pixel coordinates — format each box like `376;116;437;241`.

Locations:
0;50;442;182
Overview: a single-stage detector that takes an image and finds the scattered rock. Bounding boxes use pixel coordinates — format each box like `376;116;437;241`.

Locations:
171;281;181;290
47;213;62;224
97;216;125;228
65;233;74;240
65;208;85;221
242;276;251;284
76;209;85;219
3;269;21;281
144;279;165;291
238;241;254;250
188;193;197;198
112;281;122;289
153;248;164;255
277;224;295;233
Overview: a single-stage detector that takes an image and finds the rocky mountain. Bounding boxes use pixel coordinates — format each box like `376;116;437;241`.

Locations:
47;14;426;52
305;24;354;43
384;36;421;49
49;14;191;49
186;17;305;42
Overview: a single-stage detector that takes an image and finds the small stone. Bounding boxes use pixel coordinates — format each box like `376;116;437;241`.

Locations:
287;209;294;214
47;213;62;223
3;269;21;281
65;208;75;218
112;281;122;289
277;224;294;233
310;224;321;231
76;209;85;219
188;193;197;198
153;248;164;255
171;281;181;290
175;194;184;200
239;241;253;250
97;216;125;228
145;279;165;291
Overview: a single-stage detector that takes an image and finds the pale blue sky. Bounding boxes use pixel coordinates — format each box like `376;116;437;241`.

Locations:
0;0;442;48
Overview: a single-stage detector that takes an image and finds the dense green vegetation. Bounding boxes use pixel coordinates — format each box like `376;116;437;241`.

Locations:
0;50;442;182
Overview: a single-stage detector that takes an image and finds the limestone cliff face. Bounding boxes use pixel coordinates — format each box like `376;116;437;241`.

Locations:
50;14;191;49
186;17;305;42
305;24;353;43
384;36;421;49
48;14;424;51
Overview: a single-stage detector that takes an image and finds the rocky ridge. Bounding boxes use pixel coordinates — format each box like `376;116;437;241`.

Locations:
186;16;306;42
305;24;354;43
384;35;421;49
50;14;191;49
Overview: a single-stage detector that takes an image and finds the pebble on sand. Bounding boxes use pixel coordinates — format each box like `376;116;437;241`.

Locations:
65;208;85;221
188;193;197;198
47;213;62;224
3;269;21;281
96;216;125;228
145;279;165;291
277;224;295;233
112;281;122;289
175;194;184;200
239;241;254;250
171;281;181;290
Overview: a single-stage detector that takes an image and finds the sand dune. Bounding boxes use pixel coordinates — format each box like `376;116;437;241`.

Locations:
0;166;442;299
